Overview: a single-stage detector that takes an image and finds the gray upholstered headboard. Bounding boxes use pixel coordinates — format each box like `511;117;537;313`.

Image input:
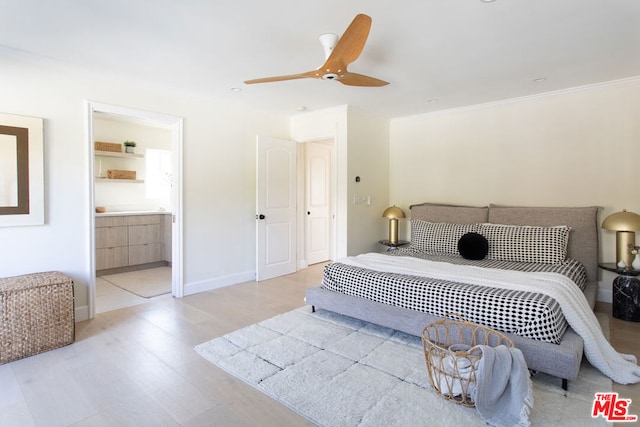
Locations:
409;202;600;283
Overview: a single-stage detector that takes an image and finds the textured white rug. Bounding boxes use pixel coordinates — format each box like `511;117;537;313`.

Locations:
195;307;611;426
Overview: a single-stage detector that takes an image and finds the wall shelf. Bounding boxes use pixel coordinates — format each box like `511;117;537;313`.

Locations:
95;178;144;183
95;150;144;159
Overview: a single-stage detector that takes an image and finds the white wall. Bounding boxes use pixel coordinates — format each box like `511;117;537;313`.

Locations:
390;77;640;301
346;107;390;255
0;54;289;319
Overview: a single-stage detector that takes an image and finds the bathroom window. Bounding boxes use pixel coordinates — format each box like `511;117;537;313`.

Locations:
145;149;172;201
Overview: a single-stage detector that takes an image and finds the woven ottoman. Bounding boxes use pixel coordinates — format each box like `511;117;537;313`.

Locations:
0;271;75;364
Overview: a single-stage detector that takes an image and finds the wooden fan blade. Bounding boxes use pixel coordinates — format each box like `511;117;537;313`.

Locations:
337;71;389;87
244;14;388;87
324;14;371;69
244;71;317;84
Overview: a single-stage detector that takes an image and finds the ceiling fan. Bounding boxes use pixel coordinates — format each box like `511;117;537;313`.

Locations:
244;14;389;87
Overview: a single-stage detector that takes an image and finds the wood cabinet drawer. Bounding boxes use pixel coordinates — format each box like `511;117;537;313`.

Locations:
129;243;163;265
96;246;129;270
127;215;162;226
163;215;172;261
128;224;161;245
95;216;128;227
96;226;128;249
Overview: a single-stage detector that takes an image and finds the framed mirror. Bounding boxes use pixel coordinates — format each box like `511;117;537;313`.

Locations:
0;113;44;226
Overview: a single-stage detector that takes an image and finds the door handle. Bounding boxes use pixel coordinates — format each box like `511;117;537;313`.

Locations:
307;211;311;215
256;214;266;220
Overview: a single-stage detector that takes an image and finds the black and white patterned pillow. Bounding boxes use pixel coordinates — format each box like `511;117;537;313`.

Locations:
480;223;571;264
410;220;479;255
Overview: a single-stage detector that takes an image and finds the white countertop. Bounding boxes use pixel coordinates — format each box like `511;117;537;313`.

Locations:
95;210;171;217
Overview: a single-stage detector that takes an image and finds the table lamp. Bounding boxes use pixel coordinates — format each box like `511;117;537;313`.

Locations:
382;205;405;244
602;209;640;268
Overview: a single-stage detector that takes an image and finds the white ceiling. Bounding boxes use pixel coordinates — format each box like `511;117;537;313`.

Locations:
1;0;639;119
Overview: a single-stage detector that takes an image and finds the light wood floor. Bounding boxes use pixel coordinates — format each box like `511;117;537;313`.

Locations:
1;264;639;426
599;302;640;425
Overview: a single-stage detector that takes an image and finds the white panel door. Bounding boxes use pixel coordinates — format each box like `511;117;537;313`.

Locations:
305;141;333;265
256;136;297;281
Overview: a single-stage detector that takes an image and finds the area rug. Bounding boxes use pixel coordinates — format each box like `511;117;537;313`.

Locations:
195;307;611;426
101;267;171;298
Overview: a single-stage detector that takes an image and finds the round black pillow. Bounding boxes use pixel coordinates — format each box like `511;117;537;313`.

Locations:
458;232;489;260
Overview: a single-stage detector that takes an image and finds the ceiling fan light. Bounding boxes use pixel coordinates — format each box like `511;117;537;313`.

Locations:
322;73;339;80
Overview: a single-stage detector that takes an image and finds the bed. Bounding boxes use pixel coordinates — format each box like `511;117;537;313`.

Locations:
306;203;601;388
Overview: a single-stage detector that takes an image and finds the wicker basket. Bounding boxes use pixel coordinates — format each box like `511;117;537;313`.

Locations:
0;272;75;364
95;141;122;153
107;169;136;180
421;313;513;407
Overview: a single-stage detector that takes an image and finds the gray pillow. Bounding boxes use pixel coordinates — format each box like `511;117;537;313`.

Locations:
410;202;488;224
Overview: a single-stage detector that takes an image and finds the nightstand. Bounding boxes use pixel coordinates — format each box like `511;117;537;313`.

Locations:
599;263;640;321
378;240;409;250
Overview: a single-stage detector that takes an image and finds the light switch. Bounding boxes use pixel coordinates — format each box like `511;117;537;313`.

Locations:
353;194;367;205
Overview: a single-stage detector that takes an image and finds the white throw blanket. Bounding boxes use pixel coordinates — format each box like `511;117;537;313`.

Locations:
472;345;533;427
338;253;640;384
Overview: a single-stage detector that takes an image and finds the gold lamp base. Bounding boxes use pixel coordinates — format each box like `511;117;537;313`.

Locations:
388;218;399;244
616;230;636;268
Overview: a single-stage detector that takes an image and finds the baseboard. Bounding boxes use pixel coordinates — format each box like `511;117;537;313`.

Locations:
75;305;89;322
597;287;612;303
96;261;169;277
184;270;255;296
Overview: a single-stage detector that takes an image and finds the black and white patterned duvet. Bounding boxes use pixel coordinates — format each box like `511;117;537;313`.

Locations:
321;249;587;344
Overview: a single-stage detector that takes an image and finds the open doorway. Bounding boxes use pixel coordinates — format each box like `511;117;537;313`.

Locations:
87;102;183;318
